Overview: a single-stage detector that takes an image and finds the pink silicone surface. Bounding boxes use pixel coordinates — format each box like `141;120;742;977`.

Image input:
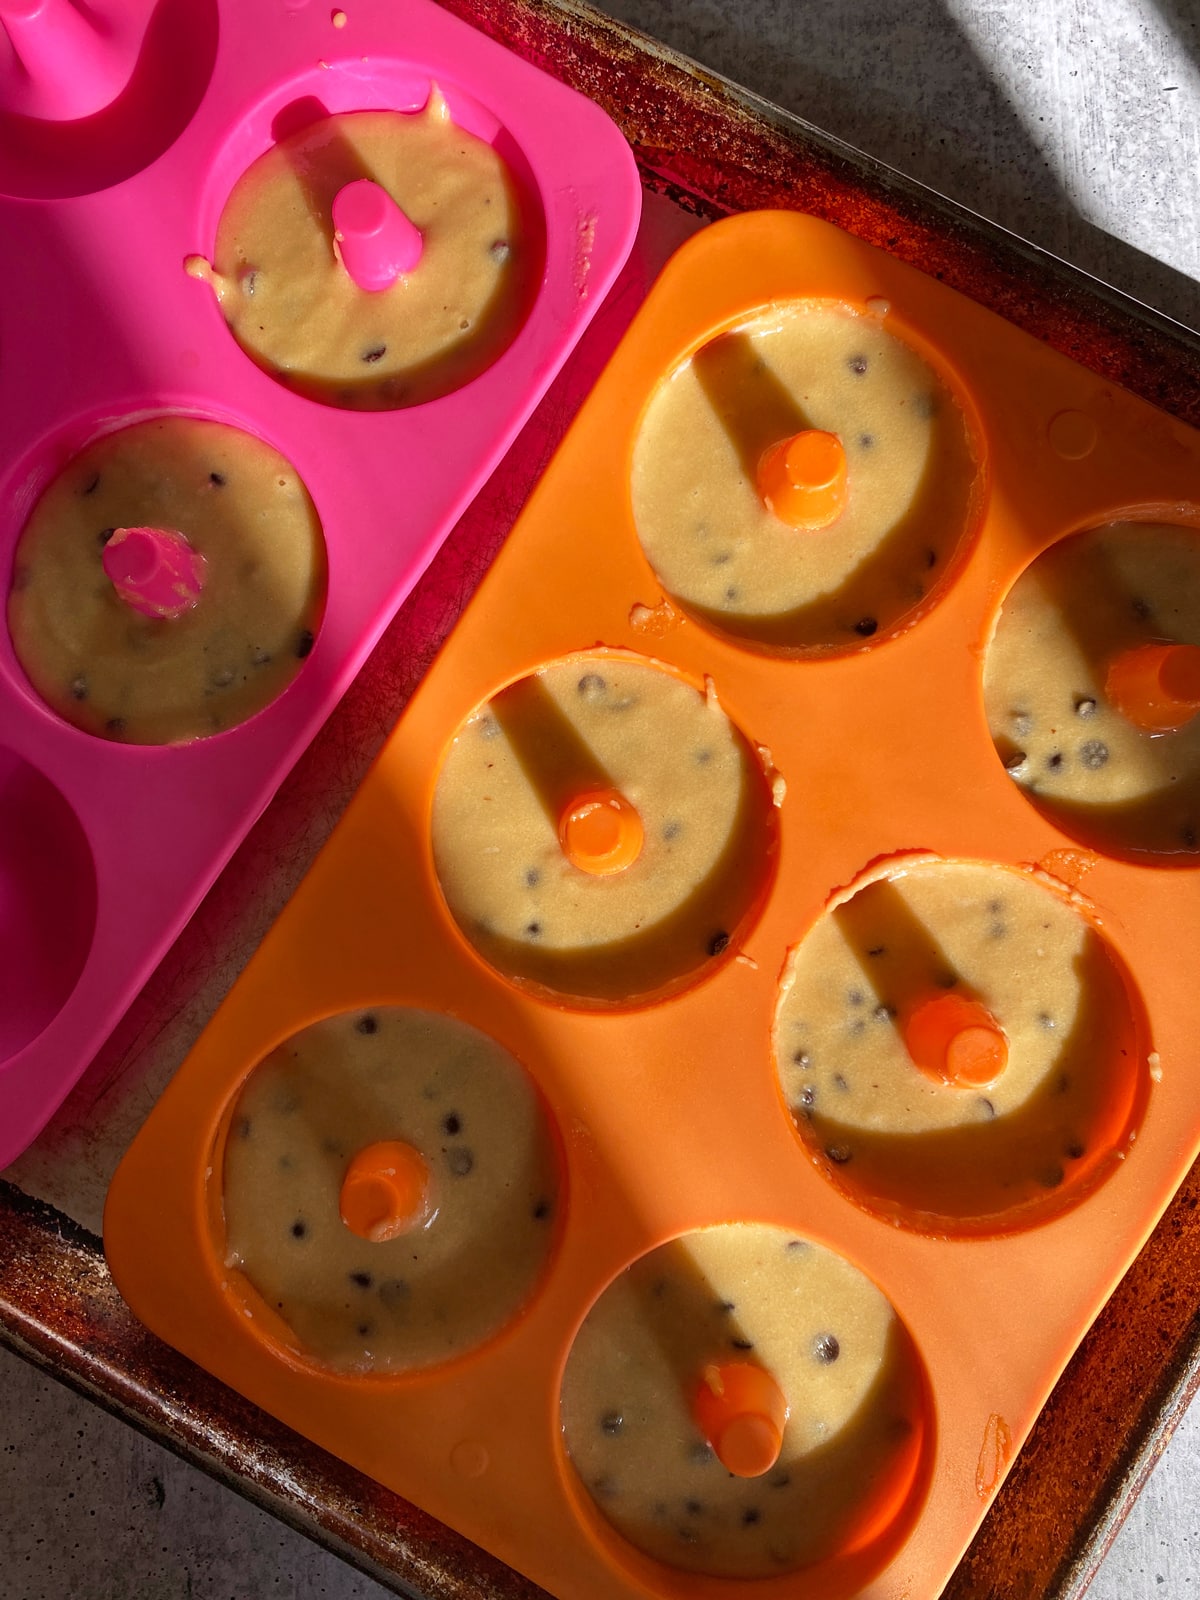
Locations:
0;0;641;1168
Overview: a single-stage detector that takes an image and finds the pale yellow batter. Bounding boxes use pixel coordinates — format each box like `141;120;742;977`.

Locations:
775;859;1140;1228
560;1224;924;1578
430;655;773;1002
984;520;1200;858
222;1007;558;1373
195;94;530;409
630;300;980;651
8;417;325;744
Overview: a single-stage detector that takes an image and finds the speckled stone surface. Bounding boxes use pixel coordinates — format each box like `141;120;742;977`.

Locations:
3;2;1200;1597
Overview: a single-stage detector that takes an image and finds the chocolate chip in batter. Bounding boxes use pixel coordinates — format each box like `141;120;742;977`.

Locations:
477;714;500;739
684;1498;705;1517
873;1003;897;1021
812;1332;841;1363
825;1144;853;1164
707;930;730;956
1183;825;1198;850
769;1470;791;1488
797;1085;816;1112
854;616;878;637
1046;751;1065;771
867;944;887;957
724;585;740;601
591;1475;618;1500
1132;597;1152;621
441;1112;462;1136
913;392;937;419
792;1050;811;1068
290;1219;308;1239
209;471;227;487
236;1116;252;1139
356;1321;372;1337
209;666;236;691
925;548;938;569
730;1337;754;1351
1004;749;1027;772
858;432;875;449
69;675;88;701
524;867;540;887
251;646;272;667
977;1097;997;1119
524;921;542;938
349;1271;373;1289
711;550;732;565
1038;1012;1056;1031
295;628;315;659
81;471;101;495
1079;740;1109;770
98;527;116;545
662;819;682;841
1039;1164;1065;1189
695;748;713;765
445;1147;475;1178
362;344;388;363
847;354;869;375
1074;696;1098;718
833;1073;850;1092
848;988;865;1006
105;717;126;737
1065;1140;1085;1160
687;1440;714;1465
577;673;606;699
785;1238;808;1252
1011;710;1033;736
601;1412;624;1435
355;1013;379;1035
532;1198;552;1221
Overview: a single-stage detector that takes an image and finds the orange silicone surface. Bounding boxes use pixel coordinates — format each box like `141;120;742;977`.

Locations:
105;212;1200;1600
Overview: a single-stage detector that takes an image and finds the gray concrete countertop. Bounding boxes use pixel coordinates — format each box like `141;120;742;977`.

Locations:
3;1;1200;1596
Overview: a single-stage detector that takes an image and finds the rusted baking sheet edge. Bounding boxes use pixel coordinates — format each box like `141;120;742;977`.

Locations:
4;3;1200;1599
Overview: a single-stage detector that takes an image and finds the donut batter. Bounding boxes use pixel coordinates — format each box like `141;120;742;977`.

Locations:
194;94;530;409
560;1224;924;1578
222;1007;559;1373
984;520;1200;858
8;417;325;744
431;655;774;1003
630;300;980;652
775;859;1142;1229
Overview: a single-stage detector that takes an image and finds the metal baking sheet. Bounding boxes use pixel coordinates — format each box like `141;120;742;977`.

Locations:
4;2;1200;1596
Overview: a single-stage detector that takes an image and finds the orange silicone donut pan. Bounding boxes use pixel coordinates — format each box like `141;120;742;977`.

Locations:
105;211;1200;1600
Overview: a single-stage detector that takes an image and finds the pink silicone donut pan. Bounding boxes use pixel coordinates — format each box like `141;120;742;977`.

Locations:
0;0;641;1166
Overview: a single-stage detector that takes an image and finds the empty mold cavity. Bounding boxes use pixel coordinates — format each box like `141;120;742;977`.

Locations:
984;517;1200;863
216;1006;561;1374
0;0;218;199
629;298;984;656
559;1223;930;1589
0;745;96;1064
430;652;778;1007
6;413;326;744
774;856;1148;1235
189;67;544;410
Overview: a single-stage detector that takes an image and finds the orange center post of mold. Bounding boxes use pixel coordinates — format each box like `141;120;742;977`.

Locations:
1105;642;1200;732
558;789;644;875
693;1362;789;1478
339;1141;430;1242
756;429;848;531
901;992;1008;1088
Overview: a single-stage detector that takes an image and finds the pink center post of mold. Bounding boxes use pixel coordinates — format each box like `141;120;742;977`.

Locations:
0;0;148;122
101;526;207;620
332;179;423;291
